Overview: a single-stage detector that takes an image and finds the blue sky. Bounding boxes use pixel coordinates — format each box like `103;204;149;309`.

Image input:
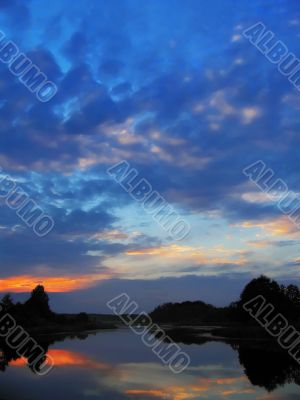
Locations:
1;0;300;311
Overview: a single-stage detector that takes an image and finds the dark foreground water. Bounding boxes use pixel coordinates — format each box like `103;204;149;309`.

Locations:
0;328;300;399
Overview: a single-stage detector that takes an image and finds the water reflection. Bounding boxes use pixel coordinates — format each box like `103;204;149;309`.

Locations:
10;348;111;371
0;329;299;399
165;328;300;393
239;344;300;392
0;333;88;374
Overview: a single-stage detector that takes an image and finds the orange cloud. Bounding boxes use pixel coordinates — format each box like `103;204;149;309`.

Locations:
0;274;110;293
247;240;271;249
125;244;248;267
239;216;299;237
126;244;199;257
90;229;141;242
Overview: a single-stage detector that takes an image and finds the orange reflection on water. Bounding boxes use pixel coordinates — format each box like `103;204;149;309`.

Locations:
11;349;110;370
125;376;254;399
126;385;210;400
126;389;166;397
220;388;255;396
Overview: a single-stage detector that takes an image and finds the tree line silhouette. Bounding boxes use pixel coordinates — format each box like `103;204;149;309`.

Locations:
2;276;299;330
149;275;300;393
150;275;300;325
0;285;101;333
0;276;300;388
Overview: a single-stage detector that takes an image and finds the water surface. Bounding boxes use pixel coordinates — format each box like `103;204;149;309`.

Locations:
0;328;299;399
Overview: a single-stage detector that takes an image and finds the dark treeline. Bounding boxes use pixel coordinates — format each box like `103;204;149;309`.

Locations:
0;285;110;333
0;285;113;375
150;275;300;392
150;275;300;325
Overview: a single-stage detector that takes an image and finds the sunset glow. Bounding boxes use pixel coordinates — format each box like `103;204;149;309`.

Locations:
0;275;110;293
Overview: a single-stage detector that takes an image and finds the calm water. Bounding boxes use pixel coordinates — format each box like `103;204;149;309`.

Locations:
0;328;300;399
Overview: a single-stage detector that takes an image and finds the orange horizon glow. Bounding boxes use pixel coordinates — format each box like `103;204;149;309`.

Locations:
0;274;111;293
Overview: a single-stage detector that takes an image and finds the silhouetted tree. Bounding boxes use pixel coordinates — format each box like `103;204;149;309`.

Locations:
283;284;300;306
237;276;300;322
150;276;300;325
236;275;283;322
0;294;14;312
25;285;53;318
150;301;219;324
239;275;281;303
77;312;89;323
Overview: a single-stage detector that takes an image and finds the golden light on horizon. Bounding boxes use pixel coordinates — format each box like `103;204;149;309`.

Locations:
0;274;111;293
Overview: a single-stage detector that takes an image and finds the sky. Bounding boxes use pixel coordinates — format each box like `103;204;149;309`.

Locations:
1;0;300;312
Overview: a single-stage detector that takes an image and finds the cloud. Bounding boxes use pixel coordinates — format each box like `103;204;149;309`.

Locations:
1;0;300;297
238;216;300;237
